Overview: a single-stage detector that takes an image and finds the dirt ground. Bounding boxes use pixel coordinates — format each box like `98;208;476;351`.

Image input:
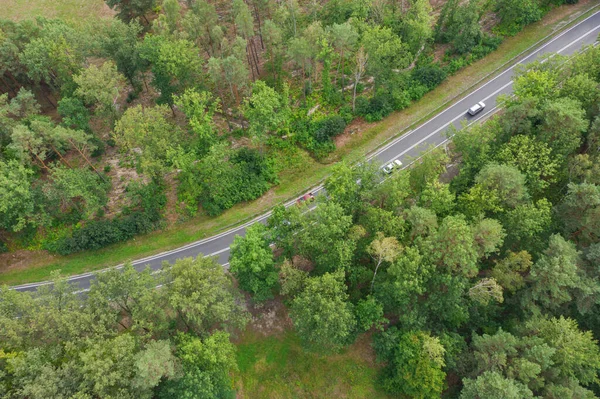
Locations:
237;296;295;340
0;249;54;272
334;118;376;150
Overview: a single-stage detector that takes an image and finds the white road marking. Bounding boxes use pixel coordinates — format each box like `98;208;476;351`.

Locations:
11;13;600;291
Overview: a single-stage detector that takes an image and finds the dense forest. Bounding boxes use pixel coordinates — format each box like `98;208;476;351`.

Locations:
0;0;579;257
2;39;600;397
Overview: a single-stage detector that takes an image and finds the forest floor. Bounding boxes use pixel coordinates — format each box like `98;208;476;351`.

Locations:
0;0;598;285
232;298;392;399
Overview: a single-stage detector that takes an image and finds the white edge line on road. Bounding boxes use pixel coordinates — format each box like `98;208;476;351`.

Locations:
370;11;600;161
10;12;600;291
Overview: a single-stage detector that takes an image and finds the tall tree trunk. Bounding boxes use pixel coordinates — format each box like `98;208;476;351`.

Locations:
252;1;265;49
233;84;240;105
68;139;104;180
227;80;235;102
206;27;215;55
28;146;48;170
335;52;342;87
246;46;256;80
340;54;347;94
370;259;382;293
0;75;16;96
352;79;359;112
290;1;297;37
39;85;57;108
250;39;261;75
49;143;72;168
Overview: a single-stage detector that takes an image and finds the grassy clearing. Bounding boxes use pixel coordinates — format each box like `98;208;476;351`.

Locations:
3;0;113;23
1;0;597;285
234;330;391;399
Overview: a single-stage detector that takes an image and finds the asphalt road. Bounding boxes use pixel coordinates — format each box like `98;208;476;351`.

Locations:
12;10;600;292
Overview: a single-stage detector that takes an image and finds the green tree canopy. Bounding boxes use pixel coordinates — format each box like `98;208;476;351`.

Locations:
290;270;357;352
230;223;278;301
164;256;249;335
0;160;36;232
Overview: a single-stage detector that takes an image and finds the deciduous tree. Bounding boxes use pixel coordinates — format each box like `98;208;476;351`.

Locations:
230;223;278;301
290;270;356;352
164;257;249;335
73;61;126;117
0;160;36;232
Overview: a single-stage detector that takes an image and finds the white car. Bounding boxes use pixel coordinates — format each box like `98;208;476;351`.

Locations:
468;101;486;116
383;159;403;174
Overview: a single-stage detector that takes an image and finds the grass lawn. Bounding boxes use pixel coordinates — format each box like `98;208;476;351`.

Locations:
3;0;114;23
1;0;598;285
234;330;392;399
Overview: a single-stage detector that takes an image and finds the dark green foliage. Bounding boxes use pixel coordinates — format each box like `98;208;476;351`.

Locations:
97;20;145;88
412;63;447;90
495;0;543;36
354;93;394;122
0;258;244;399
295;115;347;159
229;223;278;302
0;0;572;260
290;270;357;352
104;0;156;24
177;145;277;216
46;179;166;255
157;332;237;399
265;45;600;396
375;329;446;397
312;115;346;143
57;96;91;132
0;3;598;397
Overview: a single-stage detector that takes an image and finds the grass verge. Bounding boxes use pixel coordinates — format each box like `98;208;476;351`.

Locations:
3;0;113;23
1;0;597;285
233;330;391;399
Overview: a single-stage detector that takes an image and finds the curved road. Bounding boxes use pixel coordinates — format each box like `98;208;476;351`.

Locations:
13;11;600;292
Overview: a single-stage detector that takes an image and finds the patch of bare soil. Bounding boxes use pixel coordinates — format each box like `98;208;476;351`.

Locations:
342;332;379;368
291;255;314;273
334;117;376;150
544;0;593;27
162;172;181;226
433;42;452;63
241;296;294;339
0;249;54;272
99;3;116;19
253;187;276;207
440;161;460;184
103;148;147;218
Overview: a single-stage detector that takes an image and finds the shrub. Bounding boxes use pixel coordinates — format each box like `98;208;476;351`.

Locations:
178;146;278;216
46;180;166;255
495;0;543;36
90;136;106;157
356;93;394;122
57;97;91;132
412;64;448;90
312;116;346;143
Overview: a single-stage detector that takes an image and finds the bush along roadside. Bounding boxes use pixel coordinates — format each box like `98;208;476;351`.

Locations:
44;178;167;256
